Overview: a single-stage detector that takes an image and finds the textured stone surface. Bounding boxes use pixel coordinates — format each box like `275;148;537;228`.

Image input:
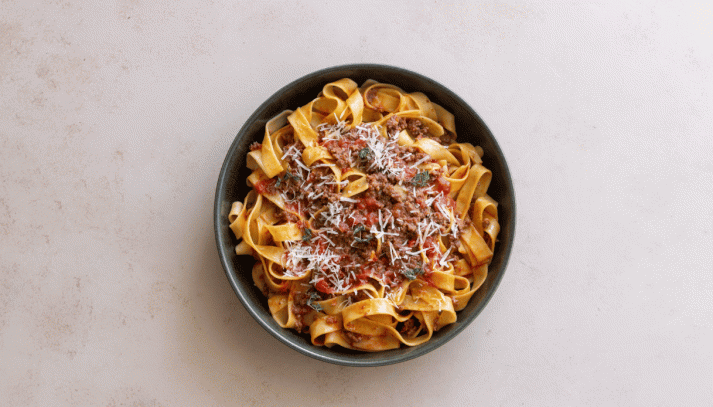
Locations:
1;1;711;405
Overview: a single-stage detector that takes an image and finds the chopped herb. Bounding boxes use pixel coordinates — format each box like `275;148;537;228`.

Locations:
358;147;372;160
411;170;430;187
302;227;313;242
403;267;424;281
353;224;374;243
275;171;301;188
306;291;322;311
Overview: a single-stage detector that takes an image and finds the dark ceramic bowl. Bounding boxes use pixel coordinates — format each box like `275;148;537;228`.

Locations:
214;64;515;366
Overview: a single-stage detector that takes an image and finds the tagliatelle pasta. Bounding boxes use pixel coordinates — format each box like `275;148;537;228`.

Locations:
228;79;499;351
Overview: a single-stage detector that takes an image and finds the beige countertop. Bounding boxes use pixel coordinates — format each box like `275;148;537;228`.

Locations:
1;1;711;405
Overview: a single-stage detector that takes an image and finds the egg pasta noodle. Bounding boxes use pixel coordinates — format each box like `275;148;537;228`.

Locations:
228;79;500;351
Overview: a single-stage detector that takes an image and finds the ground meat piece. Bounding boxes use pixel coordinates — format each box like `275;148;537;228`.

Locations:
320;128;369;170
406;119;429;139
292;167;339;212
385;115;404;136
392;201;419;237
399;318;421;338
291;292;314;333
399;249;423;272
438;129;457;146
280;132;295;145
386;116;430;139
329;142;352;169
402;146;429;167
324;190;341;204
367;173;389;194
384;184;408;203
343;330;369;345
249;142;262;151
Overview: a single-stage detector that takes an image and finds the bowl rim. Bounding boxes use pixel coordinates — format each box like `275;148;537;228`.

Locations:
214;63;516;366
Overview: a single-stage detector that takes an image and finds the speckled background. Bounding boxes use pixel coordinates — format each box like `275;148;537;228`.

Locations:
1;1;711;406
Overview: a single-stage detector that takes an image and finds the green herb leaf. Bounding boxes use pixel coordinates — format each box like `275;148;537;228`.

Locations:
403;267;424;281
353;224;373;243
275;171;301;189
306;291;322;311
358;147;372;160
301;227;313;242
411;170;430;187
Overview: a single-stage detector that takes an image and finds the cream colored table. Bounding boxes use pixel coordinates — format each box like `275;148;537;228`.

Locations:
1;1;711;405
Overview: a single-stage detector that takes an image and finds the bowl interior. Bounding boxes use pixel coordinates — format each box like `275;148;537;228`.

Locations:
214;64;515;366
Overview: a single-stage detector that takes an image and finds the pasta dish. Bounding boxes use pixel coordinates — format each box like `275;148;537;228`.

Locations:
227;79;500;351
